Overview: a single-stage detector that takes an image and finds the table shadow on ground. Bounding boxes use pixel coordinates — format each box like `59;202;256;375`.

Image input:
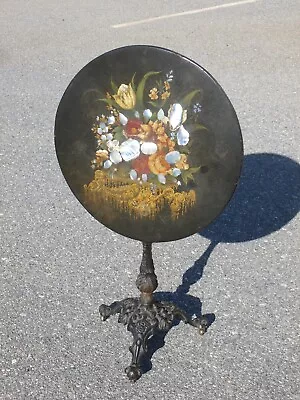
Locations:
145;153;300;373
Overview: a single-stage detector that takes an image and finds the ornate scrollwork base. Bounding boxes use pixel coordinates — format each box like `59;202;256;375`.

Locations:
99;297;208;381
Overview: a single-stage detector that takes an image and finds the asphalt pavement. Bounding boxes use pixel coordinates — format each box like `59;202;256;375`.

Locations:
1;0;299;399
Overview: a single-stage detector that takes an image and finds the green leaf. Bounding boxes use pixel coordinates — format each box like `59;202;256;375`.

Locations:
148;101;161;108
82;88;102;98
110;78;118;93
98;98;110;104
165;174;176;185
131;73;137;91
186;123;208;133
100;142;108;151
181;166;201;185
98;97;119;109
116;162;131;177
151;112;157;121
113;126;127;143
177;145;190;155
181;90;202;107
136;71;161;108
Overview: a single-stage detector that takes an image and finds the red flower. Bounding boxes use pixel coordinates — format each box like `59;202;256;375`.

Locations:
132;155;150;175
125;119;142;137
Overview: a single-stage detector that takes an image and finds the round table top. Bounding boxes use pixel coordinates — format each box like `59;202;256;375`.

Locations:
55;45;243;242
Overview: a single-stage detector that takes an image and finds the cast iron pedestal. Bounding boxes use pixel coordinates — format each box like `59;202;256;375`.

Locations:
99;242;208;382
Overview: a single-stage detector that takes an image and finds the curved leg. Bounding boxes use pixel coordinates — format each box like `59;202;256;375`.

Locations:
125;319;155;382
173;306;209;335
99;301;123;321
98;243;211;381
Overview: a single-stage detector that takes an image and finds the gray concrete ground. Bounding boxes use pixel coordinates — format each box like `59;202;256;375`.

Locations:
1;0;299;399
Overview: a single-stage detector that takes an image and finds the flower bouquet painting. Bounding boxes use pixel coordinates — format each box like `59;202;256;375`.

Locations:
84;69;208;222
55;46;242;243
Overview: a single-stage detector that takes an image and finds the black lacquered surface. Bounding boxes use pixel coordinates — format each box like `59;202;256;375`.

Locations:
55;45;243;242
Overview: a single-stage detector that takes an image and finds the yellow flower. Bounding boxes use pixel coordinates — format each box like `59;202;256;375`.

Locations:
161;91;170;100
113;83;136;109
164;81;170;90
148;152;171;175
176;154;189;170
167;138;176;151
95;149;109;165
149;88;159;100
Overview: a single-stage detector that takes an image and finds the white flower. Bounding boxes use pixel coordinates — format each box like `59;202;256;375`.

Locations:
110;150;122;164
158;174;166;184
107;139;120;152
103;160;112;169
169;103;182;131
101;135;107;141
119;113;128;126
177;125;189;146
168;103;187;131
97;128;103;134
119;139;140;161
142;174;148;182
107;140;122;164
143;109;152;121
157;109;164;121
106;133;113;141
172;168;181;177
134;110;140;119
141;142;157;155
129;169;138;180
166;70;173;82
107;115;115;125
99;122;106;129
193;103;202;113
165;151;180;164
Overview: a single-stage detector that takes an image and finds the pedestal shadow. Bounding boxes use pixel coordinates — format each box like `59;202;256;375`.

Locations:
145;153;300;372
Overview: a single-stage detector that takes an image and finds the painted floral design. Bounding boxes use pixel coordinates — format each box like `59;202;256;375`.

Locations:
84;70;206;220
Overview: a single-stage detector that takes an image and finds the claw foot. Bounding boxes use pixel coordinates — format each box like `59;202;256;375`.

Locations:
125;364;142;382
99;304;112;321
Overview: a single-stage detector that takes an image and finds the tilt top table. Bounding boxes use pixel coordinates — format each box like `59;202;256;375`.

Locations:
55;45;243;381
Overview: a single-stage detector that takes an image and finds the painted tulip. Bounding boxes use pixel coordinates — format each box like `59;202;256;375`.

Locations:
141;142;157;155
113;83;136;109
165;150;181;164
120;139;140;161
177;125;189;146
